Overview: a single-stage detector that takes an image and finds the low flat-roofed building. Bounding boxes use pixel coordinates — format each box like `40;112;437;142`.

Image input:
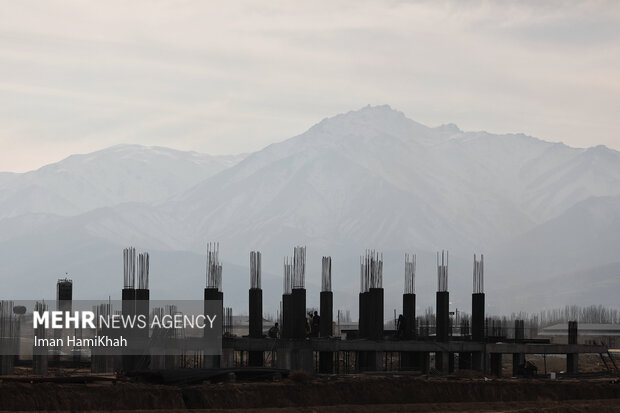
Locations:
539;323;620;348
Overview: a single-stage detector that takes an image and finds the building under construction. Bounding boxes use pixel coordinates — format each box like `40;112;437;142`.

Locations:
0;245;618;380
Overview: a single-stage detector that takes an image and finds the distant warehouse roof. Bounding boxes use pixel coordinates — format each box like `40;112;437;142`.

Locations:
540;323;620;336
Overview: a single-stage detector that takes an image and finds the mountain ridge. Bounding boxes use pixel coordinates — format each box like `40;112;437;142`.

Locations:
1;105;619;313
0;144;247;219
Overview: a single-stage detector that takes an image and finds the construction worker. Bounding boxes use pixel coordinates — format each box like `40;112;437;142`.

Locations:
397;314;406;339
268;322;279;338
311;311;320;337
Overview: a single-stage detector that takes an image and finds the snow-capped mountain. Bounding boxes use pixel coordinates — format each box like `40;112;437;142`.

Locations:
0;144;245;219
1;105;619;313
172;105;620;256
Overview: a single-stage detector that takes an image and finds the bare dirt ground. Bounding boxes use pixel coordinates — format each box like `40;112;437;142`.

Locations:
0;400;619;413
0;374;619;412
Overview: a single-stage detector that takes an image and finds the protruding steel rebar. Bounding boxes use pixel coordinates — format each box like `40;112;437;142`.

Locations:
473;254;484;294
321;256;332;292
405;253;416;294
224;307;233;335
123;247;136;289
138;252;149;290
205;242;222;290
437;250;448;292
250;251;261;289
292;246;306;289
283;256;293;294
0;301;18;373
283;246;306;291
360;249;383;292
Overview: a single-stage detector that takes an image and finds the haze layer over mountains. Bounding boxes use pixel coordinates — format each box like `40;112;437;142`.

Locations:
1;105;618;316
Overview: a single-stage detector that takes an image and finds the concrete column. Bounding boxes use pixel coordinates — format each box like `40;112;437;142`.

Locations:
277;348;291;370
435;351;450;374
567;354;579;374
368;288;384;339
54;279;73;366
471;293;486;373
281;294;293;339
320;291;333;338
471;293;485;342
135;288;150;371
436;291;449;342
512;320;525;376
420;352;431;374
248;288;263;367
472;352;484;371
512;353;525;376
204;287;223;368
567;321;578;374
458;352;472;370
319;291;334;373
291;288;307;339
358;291;369;338
358;288;384;372
490;353;502;377
357;291;368;371
121;288;136;372
402;293;416;339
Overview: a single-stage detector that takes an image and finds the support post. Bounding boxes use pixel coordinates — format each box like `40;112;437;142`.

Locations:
490;353;502;377
401;292;421;370
436;291;449;342
33;302;48;375
291;288;307;339
471;254;485;373
135;288;150;371
567;321;578;374
319;290;334;373
204;287;223;368
248;288;263;366
121;287;136;372
249;251;263;366
512;319;525;376
281;294;293;339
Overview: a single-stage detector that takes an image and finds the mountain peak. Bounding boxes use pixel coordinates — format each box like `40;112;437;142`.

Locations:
434;123;461;135
341;104;407;121
305;105;428;143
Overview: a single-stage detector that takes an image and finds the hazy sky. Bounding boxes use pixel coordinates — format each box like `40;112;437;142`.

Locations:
1;0;619;172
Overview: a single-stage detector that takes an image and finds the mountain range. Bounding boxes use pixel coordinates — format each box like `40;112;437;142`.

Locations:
1;105;619;316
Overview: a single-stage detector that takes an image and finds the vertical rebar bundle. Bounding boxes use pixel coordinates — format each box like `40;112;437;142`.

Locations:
321;256;332;292
248;255;263;354
283;257;293;294
91;301;115;373
137;252;150;290
250;251;261;289
319;258;334;371
292;246;306;289
0;301;18;375
94;302;113;332
223;307;233;335
205;242;222;290
0;301;17;340
151;305;180;335
437;250;448;292
123;247;136;289
404;253;416;294
33;301;48;375
360;250;383;292
473;254;484;294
